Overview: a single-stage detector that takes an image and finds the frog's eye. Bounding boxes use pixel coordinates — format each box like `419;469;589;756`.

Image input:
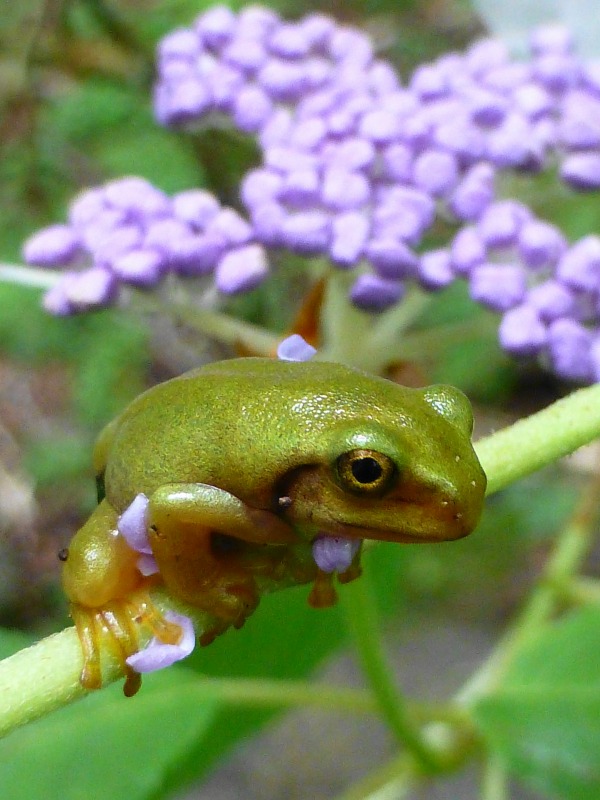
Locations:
336;449;397;495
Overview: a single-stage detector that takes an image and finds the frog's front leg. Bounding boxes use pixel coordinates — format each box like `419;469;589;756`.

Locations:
63;501;181;695
147;483;299;643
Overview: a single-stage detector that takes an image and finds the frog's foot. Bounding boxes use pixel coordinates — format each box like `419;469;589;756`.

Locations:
70;593;182;696
337;561;363;585
308;569;338;608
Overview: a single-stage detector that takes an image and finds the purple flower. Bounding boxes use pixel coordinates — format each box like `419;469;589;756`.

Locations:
117;493;160;576
470;263;526;312
350;274;404;311
23;176;269;313
418;249;454;290
560;153;600;190
312;535;360;573
329;211;370;267
22;225;80;267
277;334;317;361
215;244;269;294
518;220;566;269
556;236;600;292
477;201;530;249
118;494;151;554
126;611;196;673
547;318;593;382
499;305;547;356
42;267;117;315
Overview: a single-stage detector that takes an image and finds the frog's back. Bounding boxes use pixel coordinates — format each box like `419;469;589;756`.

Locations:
97;358;475;513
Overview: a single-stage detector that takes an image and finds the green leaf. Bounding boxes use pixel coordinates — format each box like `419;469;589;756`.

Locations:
474;606;600;799
0;669;218;800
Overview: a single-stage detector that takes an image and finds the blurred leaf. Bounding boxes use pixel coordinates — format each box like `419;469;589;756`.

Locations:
24;436;90;488
45;81;138;143
0;669;218;800
95;121;206;193
474;606;600;799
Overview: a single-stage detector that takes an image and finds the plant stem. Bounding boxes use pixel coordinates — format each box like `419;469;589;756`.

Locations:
481;756;509;800
0;264;60;289
340;569;442;772
475;381;600;495
163;300;280;355
458;471;600;705
335;753;418;800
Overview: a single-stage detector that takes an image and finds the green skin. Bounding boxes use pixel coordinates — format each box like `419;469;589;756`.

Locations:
62;358;486;693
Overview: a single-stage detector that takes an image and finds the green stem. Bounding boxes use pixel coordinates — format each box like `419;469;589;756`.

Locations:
318;271;375;366
458;472;600;704
481;756;509;800
0;264;60;289
474;382;600;495
335;753;418;800
159;299;280;355
184;677;462;723
340;570;442;772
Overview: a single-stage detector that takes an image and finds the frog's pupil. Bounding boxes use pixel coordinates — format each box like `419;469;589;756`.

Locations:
351;457;382;484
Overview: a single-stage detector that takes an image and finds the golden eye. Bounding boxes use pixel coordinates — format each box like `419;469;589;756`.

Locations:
336;449;397;495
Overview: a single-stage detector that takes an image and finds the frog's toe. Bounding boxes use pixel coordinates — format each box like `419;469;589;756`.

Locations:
71;593;183;696
308;570;338;608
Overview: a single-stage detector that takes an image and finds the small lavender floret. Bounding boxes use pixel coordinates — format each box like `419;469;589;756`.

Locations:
418;249;454;290
470;263;526;311
111;249;165;286
530;24;574;56
330;211;370;267
412;149;459;197
44;267;118;314
280;210;331;255
558;90;600;150
173;190;220;229
450;226;487;275
279;169;320;207
350;274;404;311
118;494;152;554
277;334;317;361
528;280;575;321
477;201;530;248
556;236;600;291
233;85;273;132
560;153;600;190
499;305;547;356
312;535;360;573
126;611;196;673
22;225;80;267
321;168;370;210
518;220;566;269
195;5;237;48
547;318;593;382
215;244;269;293
366;238;419;279
449;163;495;221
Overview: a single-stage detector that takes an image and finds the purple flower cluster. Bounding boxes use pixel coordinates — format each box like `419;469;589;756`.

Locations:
23;177;269;313
153;9;600;315
19;6;600;382
445;205;600;382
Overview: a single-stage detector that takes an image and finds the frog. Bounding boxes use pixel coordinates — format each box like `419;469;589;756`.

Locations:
61;357;486;695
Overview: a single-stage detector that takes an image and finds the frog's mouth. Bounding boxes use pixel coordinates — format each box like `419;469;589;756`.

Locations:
311;495;475;545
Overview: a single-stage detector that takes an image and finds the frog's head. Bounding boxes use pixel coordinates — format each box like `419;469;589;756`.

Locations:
276;384;486;545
